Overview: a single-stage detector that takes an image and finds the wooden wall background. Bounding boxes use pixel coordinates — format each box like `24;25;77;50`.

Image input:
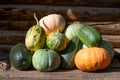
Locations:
0;0;120;59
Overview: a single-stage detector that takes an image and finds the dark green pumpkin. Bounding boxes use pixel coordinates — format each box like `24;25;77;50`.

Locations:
32;49;61;72
100;40;115;60
46;30;68;51
60;37;82;69
10;43;33;70
78;26;102;47
25;13;46;51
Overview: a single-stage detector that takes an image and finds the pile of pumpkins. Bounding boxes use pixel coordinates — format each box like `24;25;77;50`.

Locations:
10;13;115;72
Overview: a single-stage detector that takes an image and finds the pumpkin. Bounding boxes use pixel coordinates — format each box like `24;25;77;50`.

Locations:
46;30;68;51
32;49;61;72
100;40;115;60
10;43;33;70
60;37;82;70
65;23;84;40
74;47;110;72
82;39;115;60
25;13;46;51
77;26;102;47
39;14;66;36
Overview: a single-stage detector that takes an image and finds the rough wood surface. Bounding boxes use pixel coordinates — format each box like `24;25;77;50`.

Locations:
102;35;120;48
0;5;120;21
0;0;120;8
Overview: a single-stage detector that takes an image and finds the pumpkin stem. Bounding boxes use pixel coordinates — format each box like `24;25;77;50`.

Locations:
34;13;39;25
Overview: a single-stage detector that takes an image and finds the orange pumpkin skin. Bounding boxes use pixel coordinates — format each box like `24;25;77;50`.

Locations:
39;14;66;36
74;47;110;72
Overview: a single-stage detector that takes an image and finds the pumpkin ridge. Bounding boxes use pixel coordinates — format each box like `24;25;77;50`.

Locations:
43;20;51;32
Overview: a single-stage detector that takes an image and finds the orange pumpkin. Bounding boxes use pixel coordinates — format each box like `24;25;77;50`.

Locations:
39;14;66;36
74;47;110;72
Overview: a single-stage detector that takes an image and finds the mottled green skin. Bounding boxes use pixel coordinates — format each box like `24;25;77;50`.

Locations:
25;25;46;51
10;43;33;70
65;23;83;41
60;37;83;70
46;31;68;51
32;49;61;72
78;26;102;47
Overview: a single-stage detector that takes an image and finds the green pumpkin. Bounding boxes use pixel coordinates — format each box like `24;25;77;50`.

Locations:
65;23;83;40
78;26;102;47
32;49;61;72
46;30;68;51
100;40;115;60
25;13;46;51
10;43;33;70
60;37;82;69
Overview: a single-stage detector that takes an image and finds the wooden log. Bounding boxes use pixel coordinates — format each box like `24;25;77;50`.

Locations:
0;31;26;44
0;0;120;8
0;5;120;21
1;21;120;35
0;21;35;31
102;35;120;48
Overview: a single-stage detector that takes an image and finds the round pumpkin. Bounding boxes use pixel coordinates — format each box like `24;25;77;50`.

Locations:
65;23;83;40
39;14;66;36
10;43;33;70
25;13;46;51
32;49;61;72
46;30;68;51
74;47;110;72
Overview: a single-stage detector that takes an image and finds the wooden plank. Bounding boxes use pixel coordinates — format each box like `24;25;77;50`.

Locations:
0;31;26;44
102;35;120;48
0;0;120;8
1;68;120;80
0;21;35;31
1;21;120;35
0;5;120;21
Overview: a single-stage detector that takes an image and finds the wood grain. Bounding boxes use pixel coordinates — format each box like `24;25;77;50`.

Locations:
0;0;120;7
102;35;120;48
0;5;120;21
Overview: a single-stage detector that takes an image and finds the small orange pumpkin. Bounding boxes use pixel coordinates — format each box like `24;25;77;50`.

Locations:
39;14;66;36
74;47;110;72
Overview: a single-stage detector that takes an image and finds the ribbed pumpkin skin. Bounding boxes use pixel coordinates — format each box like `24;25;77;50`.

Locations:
46;30;68;51
60;37;82;70
65;23;83;40
25;25;46;51
39;14;66;36
74;47;110;72
10;43;32;70
100;40;115;60
32;49;61;72
78;26;102;47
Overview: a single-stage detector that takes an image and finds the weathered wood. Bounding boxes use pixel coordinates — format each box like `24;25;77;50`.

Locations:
0;31;26;44
1;68;120;80
0;5;120;21
0;21;34;31
102;35;120;48
1;21;120;35
0;0;120;8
